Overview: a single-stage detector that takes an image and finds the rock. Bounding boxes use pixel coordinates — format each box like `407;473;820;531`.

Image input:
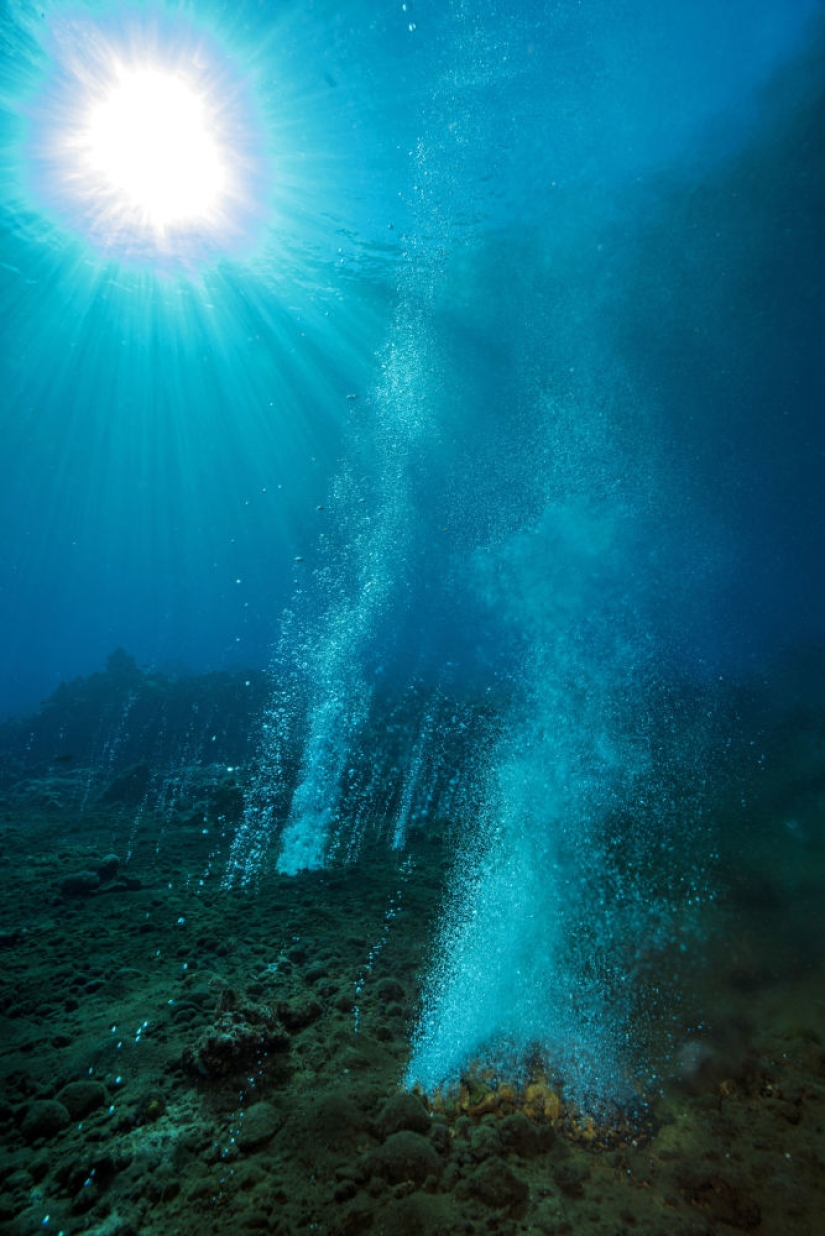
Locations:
278;999;322;1032
679;1172;762;1230
4;1169;33;1192
97;854;120;881
182;1006;290;1077
100;761;151;804
429;1122;451;1156
376;978;405;1004
60;871;100;897
71;1179;101;1214
307;1088;367;1149
458;1156;529;1214
361;1130;442;1186
237;1101;281;1150
139;1169;180;1203
240;1209;272;1230
499;1110;547;1157
376;1092;431;1139
378;1191;455;1236
468;1121;502;1161
134;1092;166;1124
338;1047;371;1072
553;1158;590;1198
20;1099;71;1142
29;1155;50;1183
58;1081;107;1120
110;876;142;892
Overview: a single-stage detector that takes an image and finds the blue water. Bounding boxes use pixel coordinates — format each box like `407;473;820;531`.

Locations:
2;0;824;1107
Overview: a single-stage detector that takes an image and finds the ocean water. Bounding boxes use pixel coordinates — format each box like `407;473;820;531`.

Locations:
1;0;825;1229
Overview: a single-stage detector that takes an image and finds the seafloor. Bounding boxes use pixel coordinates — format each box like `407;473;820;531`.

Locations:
1;674;824;1236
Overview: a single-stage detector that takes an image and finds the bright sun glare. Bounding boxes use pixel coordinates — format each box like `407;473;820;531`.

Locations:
83;66;226;231
23;8;268;266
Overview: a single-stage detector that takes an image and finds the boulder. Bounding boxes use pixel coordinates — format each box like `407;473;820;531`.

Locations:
58;1081;107;1120
59;871;100;897
361;1130;442;1186
457;1156;529;1214
376;1092;431;1139
237;1101;281;1150
20;1100;70;1142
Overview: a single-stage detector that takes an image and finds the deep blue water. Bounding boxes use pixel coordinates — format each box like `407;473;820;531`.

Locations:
2;0;825;1104
2;0;823;714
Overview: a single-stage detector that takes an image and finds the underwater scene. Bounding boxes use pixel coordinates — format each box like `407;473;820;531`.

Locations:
2;0;825;1233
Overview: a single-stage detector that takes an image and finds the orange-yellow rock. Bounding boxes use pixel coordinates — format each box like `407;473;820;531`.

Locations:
524;1080;561;1123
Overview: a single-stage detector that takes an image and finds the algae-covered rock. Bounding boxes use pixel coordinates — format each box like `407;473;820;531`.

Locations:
182;1002;290;1078
237;1100;281;1150
376;1091;431;1139
305;1087;367;1150
60;870;100;897
361;1130;442;1186
678;1171;762;1230
457;1155;529;1213
100;761;151;804
376;978;405;1004
134;1091;166;1124
278;998;323;1031
20;1099;70;1142
553;1157;591;1198
58;1080;107;1120
97;853;121;882
499;1110;550;1157
378;1191;458;1236
468;1121;502;1161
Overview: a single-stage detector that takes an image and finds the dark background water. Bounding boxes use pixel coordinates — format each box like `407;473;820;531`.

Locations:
1;0;823;719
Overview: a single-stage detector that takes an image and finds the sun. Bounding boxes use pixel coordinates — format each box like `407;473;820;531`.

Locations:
81;66;227;232
22;8;270;268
